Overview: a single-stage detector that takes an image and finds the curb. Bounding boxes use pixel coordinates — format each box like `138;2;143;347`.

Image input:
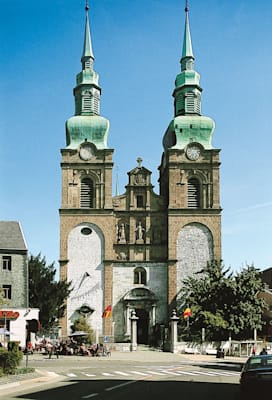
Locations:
0;369;62;397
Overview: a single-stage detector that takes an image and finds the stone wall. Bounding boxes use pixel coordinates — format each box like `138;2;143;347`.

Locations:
67;223;104;334
0;253;28;308
176;223;213;305
112;262;168;340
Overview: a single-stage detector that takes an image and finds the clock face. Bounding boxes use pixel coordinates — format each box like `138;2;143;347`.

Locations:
79;144;93;161
186;144;201;161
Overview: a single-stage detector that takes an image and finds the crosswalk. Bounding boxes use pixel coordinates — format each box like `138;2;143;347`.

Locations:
65;368;240;379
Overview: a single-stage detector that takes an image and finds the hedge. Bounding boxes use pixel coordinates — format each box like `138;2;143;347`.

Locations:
0;342;23;374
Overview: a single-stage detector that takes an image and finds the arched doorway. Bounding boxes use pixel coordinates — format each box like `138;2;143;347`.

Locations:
135;308;149;344
123;287;158;345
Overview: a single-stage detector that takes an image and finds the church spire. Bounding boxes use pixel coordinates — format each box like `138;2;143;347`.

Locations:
173;2;202;117
181;1;194;67
65;1;110;150
162;1;215;151
81;1;94;70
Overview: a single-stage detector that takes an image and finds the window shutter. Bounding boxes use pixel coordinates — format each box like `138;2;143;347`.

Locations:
188;178;200;208
81;178;94;208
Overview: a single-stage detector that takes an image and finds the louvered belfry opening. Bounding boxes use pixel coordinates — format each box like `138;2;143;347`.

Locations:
81;177;94;208
188;178;200;208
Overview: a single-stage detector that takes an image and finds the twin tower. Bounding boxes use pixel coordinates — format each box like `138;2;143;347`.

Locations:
59;5;221;343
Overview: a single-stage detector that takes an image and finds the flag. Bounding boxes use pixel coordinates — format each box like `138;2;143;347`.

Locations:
183;307;192;319
102;305;112;318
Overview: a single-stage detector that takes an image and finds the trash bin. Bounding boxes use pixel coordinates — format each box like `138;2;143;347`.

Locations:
216;349;225;359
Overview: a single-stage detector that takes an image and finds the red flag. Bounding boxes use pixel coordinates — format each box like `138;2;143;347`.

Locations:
102;305;112;318
183;307;192;319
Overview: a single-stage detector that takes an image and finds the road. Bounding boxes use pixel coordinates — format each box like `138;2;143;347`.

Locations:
0;353;241;400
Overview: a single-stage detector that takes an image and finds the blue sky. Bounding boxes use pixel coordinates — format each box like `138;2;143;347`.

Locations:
1;0;272;272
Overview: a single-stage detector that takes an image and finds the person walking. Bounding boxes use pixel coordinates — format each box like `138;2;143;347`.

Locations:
260;348;268;355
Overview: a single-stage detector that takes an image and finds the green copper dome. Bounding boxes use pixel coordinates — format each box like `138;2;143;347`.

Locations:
163;115;215;150
66;115;109;149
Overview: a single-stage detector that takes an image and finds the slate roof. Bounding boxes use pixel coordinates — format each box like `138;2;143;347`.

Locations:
0;221;27;251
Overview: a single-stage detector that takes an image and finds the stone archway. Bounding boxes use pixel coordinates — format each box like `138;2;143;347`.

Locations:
123;287;158;345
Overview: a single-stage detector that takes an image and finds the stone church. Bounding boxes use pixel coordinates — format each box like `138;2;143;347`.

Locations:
59;3;221;344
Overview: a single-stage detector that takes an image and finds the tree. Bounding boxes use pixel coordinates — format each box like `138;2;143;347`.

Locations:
71;316;95;343
229;265;267;339
178;260;267;342
28;254;72;332
179;260;234;341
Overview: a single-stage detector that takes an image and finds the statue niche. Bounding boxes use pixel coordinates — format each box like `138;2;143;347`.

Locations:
135;221;145;244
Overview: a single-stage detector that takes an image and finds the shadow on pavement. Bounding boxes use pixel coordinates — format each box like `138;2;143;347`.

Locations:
14;378;240;400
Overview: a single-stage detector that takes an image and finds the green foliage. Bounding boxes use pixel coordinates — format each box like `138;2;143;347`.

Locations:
0;342;23;374
71;316;95;343
179;260;267;341
229;265;267;339
28;253;72;331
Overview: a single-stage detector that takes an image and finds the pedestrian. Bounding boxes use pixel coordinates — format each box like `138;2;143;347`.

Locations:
55;342;60;359
260;348;267;355
252;346;256;356
47;342;53;358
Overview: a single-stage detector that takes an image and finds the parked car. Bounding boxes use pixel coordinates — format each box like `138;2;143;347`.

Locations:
240;354;272;397
205;345;217;355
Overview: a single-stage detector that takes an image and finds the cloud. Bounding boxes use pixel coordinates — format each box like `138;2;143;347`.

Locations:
225;201;272;215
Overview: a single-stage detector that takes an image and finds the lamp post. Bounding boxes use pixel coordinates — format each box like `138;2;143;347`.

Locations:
3;314;7;348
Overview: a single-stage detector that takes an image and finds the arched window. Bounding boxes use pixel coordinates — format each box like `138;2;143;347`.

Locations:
81;178;94;208
187;178;200;208
134;267;146;285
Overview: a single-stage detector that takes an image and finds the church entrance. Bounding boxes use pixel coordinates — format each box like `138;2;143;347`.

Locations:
135;308;149;344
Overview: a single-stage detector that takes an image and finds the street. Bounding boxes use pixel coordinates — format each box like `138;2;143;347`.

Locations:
11;378;239;400
0;352;241;400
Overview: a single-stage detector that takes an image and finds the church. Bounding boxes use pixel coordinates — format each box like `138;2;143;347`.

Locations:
59;3;222;344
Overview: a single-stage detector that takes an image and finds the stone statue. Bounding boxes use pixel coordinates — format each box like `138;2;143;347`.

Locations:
117;223;126;244
135;221;145;243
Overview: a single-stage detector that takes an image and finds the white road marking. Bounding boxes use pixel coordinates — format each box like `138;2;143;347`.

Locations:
174;371;198;376
129;370;150;376
114;371;131;376
160;370;184;376
211;371;240;376
68;368;240;381
145;370;167;376
82;373;97;377
82;393;99;399
105;380;137;391
190;370;218;376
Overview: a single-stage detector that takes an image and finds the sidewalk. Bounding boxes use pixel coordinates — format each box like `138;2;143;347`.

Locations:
0;349;245;395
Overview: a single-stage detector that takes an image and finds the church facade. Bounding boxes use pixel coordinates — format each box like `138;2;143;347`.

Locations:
59;4;222;343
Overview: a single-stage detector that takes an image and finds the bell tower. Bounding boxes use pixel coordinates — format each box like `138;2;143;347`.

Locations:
159;2;222;311
59;2;114;337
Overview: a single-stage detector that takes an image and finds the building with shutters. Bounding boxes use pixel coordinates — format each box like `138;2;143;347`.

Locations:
59;3;222;343
0;221;39;348
0;221;28;308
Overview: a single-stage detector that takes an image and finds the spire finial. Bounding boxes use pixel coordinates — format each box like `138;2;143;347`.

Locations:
85;0;89;12
137;157;143;168
185;0;189;13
